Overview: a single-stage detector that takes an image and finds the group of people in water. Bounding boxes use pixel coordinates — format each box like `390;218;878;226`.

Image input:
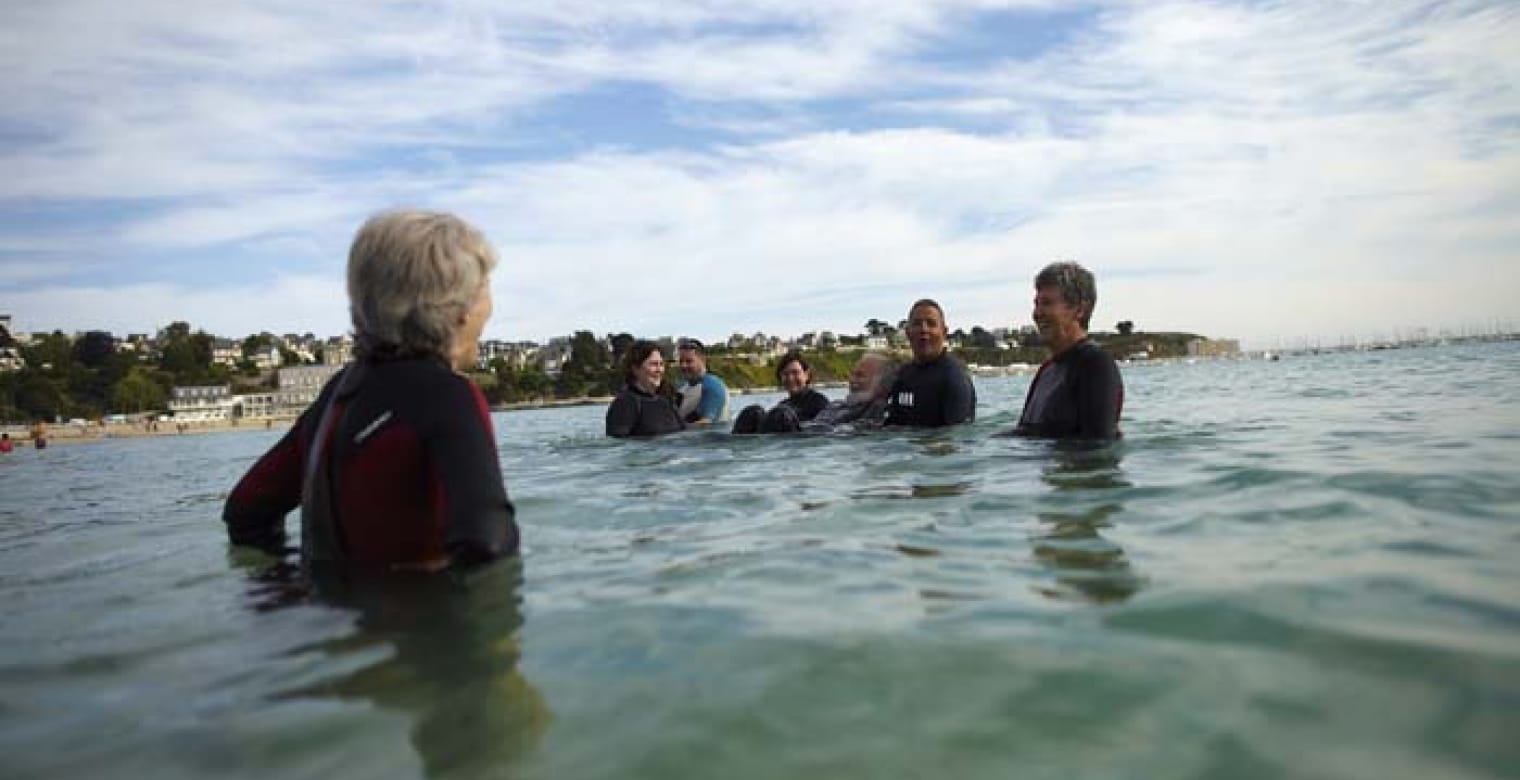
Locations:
224;210;1123;578
605;264;1121;441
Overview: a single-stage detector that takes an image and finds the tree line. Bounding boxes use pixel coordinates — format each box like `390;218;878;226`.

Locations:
2;319;1197;420
475;326;1199;406
0;322;263;423
476;332;878;405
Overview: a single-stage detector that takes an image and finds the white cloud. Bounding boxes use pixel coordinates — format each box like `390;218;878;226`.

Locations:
9;276;349;339
1;0;1516;347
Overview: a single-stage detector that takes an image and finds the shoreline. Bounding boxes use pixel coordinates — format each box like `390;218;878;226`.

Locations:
0;418;305;446
0;362;1202;447
1;383;821;444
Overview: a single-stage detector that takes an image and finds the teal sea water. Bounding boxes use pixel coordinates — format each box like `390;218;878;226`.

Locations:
2;341;1518;779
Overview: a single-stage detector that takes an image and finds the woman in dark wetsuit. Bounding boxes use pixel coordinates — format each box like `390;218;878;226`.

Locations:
606;340;685;438
223;210;519;573
732;351;831;434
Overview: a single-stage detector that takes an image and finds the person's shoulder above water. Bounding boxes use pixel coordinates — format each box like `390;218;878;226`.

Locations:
674;339;729;425
884;298;977;428
607;383;685;438
1013;262;1124;440
781;387;830;420
886;352;976;427
693;371;729;423
607;341;686;438
223;209;516;574
1063;339;1120;376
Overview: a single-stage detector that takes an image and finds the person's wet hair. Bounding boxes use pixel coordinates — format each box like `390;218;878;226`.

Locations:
347;210;497;360
1034;262;1097;328
909;298;945;321
775;351;810;384
621;340;662;385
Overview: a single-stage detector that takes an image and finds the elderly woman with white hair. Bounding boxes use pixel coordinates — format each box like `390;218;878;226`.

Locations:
224;210;518;573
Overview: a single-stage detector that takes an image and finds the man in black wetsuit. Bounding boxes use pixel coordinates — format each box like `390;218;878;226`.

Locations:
1014;261;1123;439
884;299;977;427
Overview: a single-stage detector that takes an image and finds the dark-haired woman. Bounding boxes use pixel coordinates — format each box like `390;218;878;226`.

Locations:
606;341;685;438
733;352;829;434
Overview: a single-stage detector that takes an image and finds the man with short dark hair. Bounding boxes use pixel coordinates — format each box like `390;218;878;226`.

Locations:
1014;262;1123;439
884;299;977;427
675;339;730;425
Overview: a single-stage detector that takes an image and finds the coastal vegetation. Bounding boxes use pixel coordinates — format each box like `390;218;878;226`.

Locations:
0;322;231;423
0;318;1203;421
474;326;1205;406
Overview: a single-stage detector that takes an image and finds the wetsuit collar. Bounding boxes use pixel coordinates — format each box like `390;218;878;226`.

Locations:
1050;336;1092;362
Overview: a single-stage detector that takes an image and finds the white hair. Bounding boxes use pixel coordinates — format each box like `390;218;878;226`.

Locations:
347;210;498;359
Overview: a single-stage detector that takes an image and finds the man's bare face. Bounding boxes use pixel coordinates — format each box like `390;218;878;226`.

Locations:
850;356;884;395
906;304;947;362
678;348;705;381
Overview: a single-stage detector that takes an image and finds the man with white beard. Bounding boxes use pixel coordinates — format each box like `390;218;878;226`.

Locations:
803;353;897;430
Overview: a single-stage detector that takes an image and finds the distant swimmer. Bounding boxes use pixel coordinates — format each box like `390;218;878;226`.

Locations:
223;210;519;573
606;340;686;438
883;299;977;428
0;433;12;453
732;351;831;434
29;421;47;449
674;339;730;425
1013;261;1123;439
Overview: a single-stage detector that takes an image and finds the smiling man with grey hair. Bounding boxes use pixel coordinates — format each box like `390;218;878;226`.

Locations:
1014;261;1123;439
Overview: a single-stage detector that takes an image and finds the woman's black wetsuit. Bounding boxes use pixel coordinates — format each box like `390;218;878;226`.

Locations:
781;388;830;421
606;383;685;437
733;387;831;434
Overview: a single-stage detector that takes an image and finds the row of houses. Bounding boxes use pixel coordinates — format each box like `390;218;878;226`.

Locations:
0;313;357;373
472;326;1046;375
167;364;346;423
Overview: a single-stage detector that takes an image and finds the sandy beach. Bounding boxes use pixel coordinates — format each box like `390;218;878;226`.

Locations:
0;417;308;447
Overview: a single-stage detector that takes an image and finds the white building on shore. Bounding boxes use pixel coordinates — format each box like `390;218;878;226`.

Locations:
168;385;278;422
275;364;344;414
169;385;234;422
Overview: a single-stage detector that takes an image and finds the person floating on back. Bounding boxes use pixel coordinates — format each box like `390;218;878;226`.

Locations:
733;352;897;434
606;340;686;438
883;299;977;427
808;353;897;430
222;210;519;574
1013;261;1124;439
674;339;730;426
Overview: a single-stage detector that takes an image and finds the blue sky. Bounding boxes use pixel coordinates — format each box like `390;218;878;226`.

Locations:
2;0;1516;348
